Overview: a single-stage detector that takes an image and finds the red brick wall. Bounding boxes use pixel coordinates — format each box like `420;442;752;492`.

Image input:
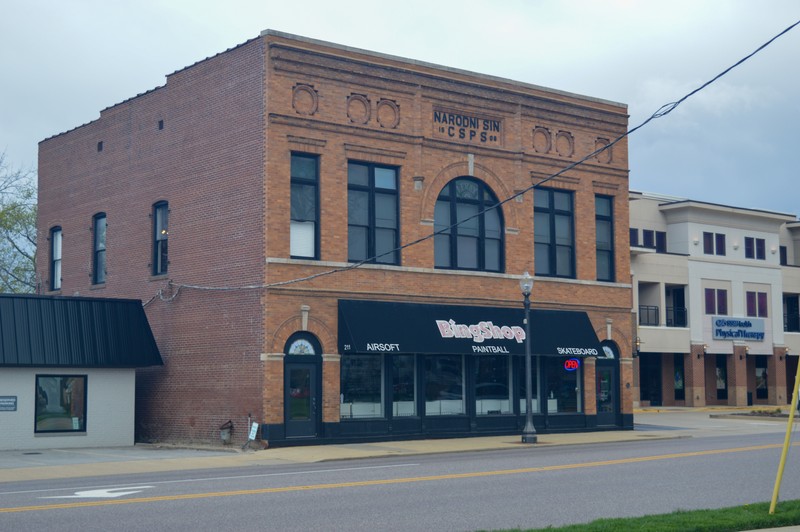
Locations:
261;33;633;422
37;32;633;443
37;38;267;444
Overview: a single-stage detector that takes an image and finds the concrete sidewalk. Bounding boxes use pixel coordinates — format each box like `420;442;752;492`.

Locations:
0;406;773;484
0;426;681;483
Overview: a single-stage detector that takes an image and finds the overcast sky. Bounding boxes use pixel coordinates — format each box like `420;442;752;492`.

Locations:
2;1;799;213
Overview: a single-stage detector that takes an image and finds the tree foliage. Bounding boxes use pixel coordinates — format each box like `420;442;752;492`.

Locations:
0;152;37;293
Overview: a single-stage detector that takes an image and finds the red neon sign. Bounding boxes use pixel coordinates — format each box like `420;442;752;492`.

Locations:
564;358;580;371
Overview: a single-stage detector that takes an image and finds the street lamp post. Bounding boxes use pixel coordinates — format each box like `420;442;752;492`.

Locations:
520;271;537;444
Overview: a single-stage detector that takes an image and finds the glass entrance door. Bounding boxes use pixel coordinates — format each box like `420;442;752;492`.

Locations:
284;362;318;438
596;359;618;426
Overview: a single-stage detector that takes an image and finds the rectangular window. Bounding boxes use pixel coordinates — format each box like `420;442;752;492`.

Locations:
674;354;685;401
655;231;667;253
703;232;714;254
92;213;106;284
784;294;800;332
704;232;725;255
755;355;768;400
705;288;728;315
534;187;574;278
715;233;726;256
780;246;788;266
424;355;464;415
340;355;383;419
544;357;582;413
50;227;62;291
746;291;769;317
347;162;399;265
152;202;168;275
642;229;654;248
756;238;766;260
745;236;766;260
595;195;614;282
392;355;416;417
517;356;539;414
745;237;754;258
629;228;639;247
35;375;87;433
290;154;319;259
475;355;511;415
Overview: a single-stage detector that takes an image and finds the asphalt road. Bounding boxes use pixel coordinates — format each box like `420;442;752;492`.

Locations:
2;411;800;531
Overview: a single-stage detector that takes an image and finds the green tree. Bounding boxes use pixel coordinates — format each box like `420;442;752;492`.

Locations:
0;152;37;293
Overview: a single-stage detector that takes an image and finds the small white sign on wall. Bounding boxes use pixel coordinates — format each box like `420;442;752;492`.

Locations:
248;422;259;441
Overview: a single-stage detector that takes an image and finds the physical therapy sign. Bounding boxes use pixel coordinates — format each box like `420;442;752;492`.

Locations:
712;316;765;342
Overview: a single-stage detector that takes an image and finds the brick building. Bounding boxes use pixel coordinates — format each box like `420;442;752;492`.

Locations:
37;31;633;446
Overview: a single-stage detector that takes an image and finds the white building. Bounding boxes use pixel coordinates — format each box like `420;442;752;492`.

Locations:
0;295;161;450
630;191;800;408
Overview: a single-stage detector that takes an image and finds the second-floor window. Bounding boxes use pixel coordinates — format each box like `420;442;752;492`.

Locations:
290;153;319;259
655;231;667;253
534;187;574;278
705;288;728;315
92;213;107;284
348;162;399;265
152;201;169;275
629;228;639;247
703;232;726;255
50;226;62;291
595;195;614;282
745;237;766;260
746;291;768;318
434;178;503;272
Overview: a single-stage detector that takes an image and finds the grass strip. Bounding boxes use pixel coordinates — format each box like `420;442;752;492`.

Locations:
491;499;800;532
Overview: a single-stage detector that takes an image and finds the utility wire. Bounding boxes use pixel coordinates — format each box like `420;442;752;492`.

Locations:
144;18;800;305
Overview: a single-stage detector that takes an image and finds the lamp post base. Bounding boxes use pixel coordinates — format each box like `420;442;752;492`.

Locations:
521;433;538;444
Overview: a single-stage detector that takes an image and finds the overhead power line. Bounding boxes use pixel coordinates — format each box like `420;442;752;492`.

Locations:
144;18;800;306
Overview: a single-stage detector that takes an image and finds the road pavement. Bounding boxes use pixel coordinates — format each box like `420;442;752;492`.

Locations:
1;406;793;483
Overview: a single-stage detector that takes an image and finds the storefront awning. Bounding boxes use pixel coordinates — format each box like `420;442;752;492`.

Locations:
338;300;602;357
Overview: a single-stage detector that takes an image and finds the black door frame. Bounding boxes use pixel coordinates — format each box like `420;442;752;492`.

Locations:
595;358;619;426
283;332;323;439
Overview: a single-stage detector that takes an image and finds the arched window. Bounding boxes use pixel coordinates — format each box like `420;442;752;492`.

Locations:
434;178;503;272
284;332;321;356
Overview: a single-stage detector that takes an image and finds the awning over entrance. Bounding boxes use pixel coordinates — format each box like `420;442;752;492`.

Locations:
338;300;602;357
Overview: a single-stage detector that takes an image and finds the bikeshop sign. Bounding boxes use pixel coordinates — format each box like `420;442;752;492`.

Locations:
338;300;602;356
432;109;502;147
712;316;765;341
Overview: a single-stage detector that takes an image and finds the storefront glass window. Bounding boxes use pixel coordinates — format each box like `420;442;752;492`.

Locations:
517;357;540;413
755;355;768;400
35;375;87;433
475;355;511;415
674;353;685;401
392;355;416;417
544;357;582;413
340;355;383;419
424;355;464;415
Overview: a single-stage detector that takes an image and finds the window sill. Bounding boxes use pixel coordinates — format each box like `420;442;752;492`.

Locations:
90;283;106;290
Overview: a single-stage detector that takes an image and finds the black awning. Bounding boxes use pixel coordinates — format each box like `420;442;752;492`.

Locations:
338;300;602;357
0;294;162;368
